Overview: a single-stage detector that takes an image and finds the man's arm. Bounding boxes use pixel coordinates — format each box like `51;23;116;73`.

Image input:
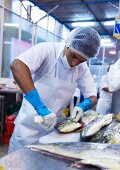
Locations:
70;95;97;122
10;59;35;94
89;95;97;106
11;59;56;129
102;87;112;93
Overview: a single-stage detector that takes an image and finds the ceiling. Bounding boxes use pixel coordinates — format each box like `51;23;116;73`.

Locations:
28;0;119;39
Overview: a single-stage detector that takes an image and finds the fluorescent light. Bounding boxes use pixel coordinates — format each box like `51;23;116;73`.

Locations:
4;23;19;27
3;41;13;45
109;50;116;54
101;39;111;43
72;22;95;27
101;42;115;47
103;21;115;26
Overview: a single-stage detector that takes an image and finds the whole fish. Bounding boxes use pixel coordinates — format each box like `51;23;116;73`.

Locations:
81;110;99;125
89;120;120;144
56;118;83;133
27;142;120;170
81;114;113;141
56;110;98;133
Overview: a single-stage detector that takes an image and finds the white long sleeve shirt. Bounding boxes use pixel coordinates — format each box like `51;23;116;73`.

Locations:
16;42;97;98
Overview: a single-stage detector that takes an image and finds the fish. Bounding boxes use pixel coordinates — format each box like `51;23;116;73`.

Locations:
56;110;98;133
81;114;113;141
56;118;83;133
81;110;99;125
26;142;120;170
89;120;120;144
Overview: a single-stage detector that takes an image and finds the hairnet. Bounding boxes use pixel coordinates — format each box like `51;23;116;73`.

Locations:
65;27;101;59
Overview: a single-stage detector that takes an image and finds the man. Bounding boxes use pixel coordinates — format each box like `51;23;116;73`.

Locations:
9;27;101;153
96;68;112;114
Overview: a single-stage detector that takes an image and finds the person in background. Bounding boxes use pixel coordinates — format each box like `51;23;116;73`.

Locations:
9;27;101;153
96;67;112;114
0;84;4;89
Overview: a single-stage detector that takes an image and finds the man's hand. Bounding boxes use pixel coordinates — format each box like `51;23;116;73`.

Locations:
70;98;93;122
70;106;83;122
24;88;56;129
34;112;56;130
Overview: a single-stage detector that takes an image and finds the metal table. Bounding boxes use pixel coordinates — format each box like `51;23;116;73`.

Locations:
0;147;98;170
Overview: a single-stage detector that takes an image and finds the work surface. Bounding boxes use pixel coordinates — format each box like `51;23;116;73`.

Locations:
0;147;98;170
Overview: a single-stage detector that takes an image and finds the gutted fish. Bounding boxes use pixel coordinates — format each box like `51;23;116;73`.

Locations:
81;114;113;140
27;142;120;170
89;120;120;144
81;110;99;125
57;118;83;133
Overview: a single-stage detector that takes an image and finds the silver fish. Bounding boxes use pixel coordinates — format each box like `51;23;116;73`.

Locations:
81;110;99;125
57;118;83;133
27;142;120;170
90;120;120;144
81;114;113;140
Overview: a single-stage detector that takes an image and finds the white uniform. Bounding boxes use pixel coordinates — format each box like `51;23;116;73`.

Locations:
107;59;120;92
96;75;112;114
9;42;97;152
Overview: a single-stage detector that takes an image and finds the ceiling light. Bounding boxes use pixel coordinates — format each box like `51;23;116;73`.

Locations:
101;42;115;47
109;50;116;54
103;21;115;26
101;39;111;43
71;22;95;27
4;23;19;27
3;41;13;45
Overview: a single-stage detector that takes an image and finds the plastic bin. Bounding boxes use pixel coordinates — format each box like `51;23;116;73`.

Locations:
5;115;16;136
4;132;11;144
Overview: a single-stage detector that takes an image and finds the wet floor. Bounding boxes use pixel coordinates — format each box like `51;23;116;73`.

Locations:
0;145;8;158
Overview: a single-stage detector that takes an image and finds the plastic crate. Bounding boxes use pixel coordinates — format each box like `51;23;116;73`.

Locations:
5;115;16;136
4;132;11;144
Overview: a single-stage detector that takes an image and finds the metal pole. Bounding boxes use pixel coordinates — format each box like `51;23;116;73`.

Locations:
18;1;22;53
46;15;49;41
34;5;59;43
53;20;56;42
35;24;38;45
0;0;4;76
101;46;105;76
35;5;59;25
98;46;105;84
31;23;35;46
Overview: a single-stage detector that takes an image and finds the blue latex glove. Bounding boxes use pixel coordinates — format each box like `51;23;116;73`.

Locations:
24;88;51;116
24;88;56;129
76;98;92;112
71;98;92;122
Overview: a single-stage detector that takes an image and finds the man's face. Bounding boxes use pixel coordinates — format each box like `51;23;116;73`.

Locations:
65;47;87;67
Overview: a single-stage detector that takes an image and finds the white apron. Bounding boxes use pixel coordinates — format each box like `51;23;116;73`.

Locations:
96;90;112;115
9;50;77;153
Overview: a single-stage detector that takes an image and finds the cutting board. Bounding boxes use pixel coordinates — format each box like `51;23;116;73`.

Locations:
39;131;80;144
